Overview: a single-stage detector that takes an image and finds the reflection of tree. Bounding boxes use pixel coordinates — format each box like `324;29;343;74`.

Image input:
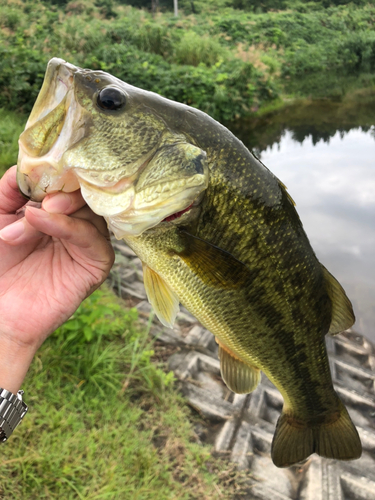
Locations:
228;97;375;154
291;127;335;145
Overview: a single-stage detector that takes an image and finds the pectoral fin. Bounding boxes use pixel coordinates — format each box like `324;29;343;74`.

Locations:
142;264;180;328
218;340;261;394
321;265;355;335
178;231;253;289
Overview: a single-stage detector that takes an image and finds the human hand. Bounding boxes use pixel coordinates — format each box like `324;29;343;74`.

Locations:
0;166;115;393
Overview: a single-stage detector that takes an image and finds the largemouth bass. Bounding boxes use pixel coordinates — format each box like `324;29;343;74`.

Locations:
17;58;361;467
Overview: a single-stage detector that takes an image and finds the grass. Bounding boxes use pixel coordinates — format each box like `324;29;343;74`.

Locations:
0;109;26;176
0;286;243;499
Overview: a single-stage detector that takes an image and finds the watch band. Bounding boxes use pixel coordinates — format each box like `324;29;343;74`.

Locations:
0;389;28;442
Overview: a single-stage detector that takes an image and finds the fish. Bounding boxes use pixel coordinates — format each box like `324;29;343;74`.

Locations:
17;58;362;467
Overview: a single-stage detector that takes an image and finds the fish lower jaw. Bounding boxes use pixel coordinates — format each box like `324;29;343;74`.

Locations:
17;152;80;201
105;195;200;239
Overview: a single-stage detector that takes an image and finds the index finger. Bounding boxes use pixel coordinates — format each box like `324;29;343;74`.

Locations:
42;189;87;216
0;166;27;215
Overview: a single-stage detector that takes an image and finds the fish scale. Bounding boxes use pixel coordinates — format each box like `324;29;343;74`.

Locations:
17;58;361;468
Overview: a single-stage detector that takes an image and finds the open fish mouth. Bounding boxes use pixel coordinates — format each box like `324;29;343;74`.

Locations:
17;58;209;237
17;58;84;201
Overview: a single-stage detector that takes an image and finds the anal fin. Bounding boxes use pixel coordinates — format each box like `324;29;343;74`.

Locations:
142;263;180;328
218;340;261;394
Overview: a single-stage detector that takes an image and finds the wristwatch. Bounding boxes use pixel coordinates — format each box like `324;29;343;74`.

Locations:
0;389;28;442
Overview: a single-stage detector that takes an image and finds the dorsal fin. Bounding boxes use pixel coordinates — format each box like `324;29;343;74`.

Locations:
142;263;180;328
278;180;296;206
321;265;355;335
217;340;261;394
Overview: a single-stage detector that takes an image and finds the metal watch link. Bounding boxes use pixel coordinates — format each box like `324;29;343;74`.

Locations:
0;389;28;442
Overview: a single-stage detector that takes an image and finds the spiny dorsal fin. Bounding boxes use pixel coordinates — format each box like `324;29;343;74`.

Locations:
321;265;355;335
218;340;261;394
142;263;180;328
278;180;296;206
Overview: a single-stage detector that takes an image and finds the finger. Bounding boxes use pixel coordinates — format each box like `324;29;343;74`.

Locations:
0;216;44;245
0;204;108;246
0;166;28;215
42;189;87;215
25;206;114;264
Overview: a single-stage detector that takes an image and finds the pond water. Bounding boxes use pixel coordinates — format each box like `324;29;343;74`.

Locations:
229;97;375;343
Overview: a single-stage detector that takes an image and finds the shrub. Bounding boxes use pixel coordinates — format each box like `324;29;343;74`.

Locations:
174;31;228;66
0;109;26;176
108;12;173;56
0;46;47;112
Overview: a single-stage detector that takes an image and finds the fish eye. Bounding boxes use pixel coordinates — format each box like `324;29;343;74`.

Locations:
97;87;126;111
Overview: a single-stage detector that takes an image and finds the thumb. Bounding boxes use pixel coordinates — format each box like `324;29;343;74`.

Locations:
25;206;114;263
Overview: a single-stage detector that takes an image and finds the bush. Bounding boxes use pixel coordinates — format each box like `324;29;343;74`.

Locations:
174;31;228;66
0;109;26;176
1;0;375;121
109;18;173;56
0;46;47;113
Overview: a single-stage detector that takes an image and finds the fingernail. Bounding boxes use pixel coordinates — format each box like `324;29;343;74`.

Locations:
26;206;50;218
43;193;71;213
0;220;25;241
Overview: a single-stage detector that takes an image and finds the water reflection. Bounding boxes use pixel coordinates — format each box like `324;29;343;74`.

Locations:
258;127;375;342
230;95;375;155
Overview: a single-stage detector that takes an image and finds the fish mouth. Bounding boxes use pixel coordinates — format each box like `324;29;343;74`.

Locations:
17;58;209;237
162;202;194;222
160;194;204;225
17;58;85;201
84;171;206;239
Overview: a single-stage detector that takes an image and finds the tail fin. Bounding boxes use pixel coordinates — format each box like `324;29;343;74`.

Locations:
271;401;362;468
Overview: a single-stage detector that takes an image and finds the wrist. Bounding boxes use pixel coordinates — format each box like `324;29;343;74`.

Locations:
0;333;37;394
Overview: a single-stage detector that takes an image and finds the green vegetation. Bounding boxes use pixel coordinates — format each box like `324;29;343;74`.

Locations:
1;0;375;122
1;1;374;496
0;109;26;176
0;286;243;499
